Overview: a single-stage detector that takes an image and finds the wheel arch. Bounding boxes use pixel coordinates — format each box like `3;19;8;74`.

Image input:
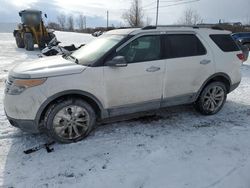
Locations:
36;90;108;126
195;73;232;101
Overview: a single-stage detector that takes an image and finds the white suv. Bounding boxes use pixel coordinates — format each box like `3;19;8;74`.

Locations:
4;26;243;143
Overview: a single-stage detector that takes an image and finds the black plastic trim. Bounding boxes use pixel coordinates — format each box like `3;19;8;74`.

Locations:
6;115;39;133
194;72;232;101
230;81;241;92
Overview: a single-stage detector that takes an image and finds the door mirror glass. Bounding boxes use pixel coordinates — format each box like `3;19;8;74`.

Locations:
106;56;127;67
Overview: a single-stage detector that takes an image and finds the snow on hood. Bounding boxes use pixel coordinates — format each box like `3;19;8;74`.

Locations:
9;55;86;79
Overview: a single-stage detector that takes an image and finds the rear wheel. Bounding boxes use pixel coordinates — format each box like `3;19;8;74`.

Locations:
194;82;227;115
24;33;34;51
15;32;24;48
44;98;96;143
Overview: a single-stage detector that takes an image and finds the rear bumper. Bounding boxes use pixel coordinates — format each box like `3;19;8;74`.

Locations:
229;81;241;93
6;114;40;133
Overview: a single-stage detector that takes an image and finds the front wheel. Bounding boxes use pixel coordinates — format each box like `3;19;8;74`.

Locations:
194;82;227;115
44;98;96;143
15;32;25;48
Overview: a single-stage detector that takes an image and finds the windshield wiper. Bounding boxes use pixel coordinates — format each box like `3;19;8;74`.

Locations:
63;54;79;64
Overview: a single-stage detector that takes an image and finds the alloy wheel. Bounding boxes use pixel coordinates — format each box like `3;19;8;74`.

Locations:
202;86;225;113
53;105;90;140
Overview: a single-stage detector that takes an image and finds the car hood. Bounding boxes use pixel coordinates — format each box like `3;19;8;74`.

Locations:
10;55;86;79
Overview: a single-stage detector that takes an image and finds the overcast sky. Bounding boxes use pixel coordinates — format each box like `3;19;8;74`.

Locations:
0;0;249;27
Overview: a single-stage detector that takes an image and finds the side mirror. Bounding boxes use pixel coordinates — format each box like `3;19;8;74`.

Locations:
106;56;127;67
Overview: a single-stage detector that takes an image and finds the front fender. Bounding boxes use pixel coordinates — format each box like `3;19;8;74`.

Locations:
35;90;108;125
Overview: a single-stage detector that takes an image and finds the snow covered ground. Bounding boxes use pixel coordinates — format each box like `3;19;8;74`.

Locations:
0;31;250;188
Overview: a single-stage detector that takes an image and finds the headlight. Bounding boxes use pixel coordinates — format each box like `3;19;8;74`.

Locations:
5;78;47;95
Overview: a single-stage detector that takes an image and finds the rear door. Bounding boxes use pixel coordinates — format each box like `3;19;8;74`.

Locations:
162;33;215;106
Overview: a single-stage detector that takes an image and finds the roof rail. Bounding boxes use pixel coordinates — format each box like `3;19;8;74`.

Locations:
157;25;199;28
142;25;157;30
142;25;224;30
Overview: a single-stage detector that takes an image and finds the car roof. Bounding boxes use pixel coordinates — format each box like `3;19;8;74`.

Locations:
106;26;231;36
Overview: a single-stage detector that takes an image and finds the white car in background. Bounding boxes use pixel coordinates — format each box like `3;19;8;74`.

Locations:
4;26;243;143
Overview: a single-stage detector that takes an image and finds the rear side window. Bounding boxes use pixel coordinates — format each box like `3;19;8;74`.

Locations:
165;34;206;59
210;34;239;52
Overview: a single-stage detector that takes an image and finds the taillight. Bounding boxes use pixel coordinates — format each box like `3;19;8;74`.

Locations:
237;53;245;62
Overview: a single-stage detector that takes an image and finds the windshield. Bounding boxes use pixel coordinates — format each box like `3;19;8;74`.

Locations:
21;13;41;25
72;34;125;65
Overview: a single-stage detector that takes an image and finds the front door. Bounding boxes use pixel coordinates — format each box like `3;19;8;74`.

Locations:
103;34;166;116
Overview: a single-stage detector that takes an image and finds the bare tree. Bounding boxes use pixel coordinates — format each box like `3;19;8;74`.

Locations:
177;8;203;25
77;14;85;31
47;22;60;30
57;14;66;30
67;15;74;31
122;0;144;27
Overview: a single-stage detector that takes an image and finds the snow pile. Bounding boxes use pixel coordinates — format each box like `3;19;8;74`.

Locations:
0;32;250;188
55;31;95;46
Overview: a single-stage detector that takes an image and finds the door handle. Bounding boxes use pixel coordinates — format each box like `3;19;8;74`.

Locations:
146;66;161;72
200;59;211;65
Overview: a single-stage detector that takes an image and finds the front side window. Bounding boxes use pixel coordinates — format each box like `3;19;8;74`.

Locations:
165;34;206;59
117;35;161;64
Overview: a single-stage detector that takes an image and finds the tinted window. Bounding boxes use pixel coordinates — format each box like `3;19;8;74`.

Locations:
117;35;161;63
165;34;206;59
210;34;239;52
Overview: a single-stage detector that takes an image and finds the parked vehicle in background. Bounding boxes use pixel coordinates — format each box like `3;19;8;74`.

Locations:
4;26;243;143
92;31;103;37
232;32;250;49
232;33;249;62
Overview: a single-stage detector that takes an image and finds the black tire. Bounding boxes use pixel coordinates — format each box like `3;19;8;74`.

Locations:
15;32;24;48
24;33;34;51
194;82;227;115
44;98;96;143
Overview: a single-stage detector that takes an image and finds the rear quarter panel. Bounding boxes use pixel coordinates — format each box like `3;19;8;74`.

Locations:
199;30;242;85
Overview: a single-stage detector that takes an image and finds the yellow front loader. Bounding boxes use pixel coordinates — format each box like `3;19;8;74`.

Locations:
13;9;55;51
